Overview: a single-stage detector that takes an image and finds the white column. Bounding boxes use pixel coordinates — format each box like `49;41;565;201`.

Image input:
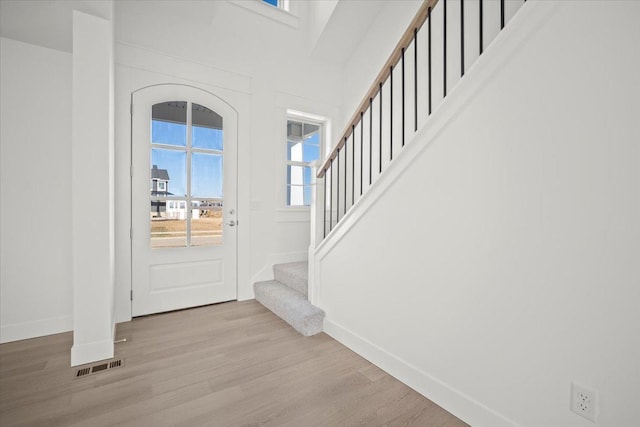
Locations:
308;160;325;306
70;9;115;366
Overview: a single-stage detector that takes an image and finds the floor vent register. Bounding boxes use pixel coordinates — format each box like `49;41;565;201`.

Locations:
74;358;124;378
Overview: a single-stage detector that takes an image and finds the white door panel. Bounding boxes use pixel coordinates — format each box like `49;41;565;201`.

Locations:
131;84;237;316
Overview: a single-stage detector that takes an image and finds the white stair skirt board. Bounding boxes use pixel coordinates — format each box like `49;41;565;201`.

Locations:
254;262;324;336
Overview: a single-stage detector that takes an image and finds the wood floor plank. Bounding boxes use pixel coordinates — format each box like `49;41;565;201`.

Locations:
0;300;468;427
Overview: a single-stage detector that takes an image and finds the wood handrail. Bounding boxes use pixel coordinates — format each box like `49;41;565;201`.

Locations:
318;0;439;178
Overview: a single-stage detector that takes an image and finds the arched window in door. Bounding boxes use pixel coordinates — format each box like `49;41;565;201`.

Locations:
150;101;224;248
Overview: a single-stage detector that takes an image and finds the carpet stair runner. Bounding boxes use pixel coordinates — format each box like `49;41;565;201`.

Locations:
254;261;324;336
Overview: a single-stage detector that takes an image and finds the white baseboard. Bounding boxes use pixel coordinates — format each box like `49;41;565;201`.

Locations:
323;318;521;427
0;315;73;344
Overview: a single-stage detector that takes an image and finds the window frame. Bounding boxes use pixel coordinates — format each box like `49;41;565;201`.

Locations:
262;0;289;11
150;101;224;248
229;0;298;28
285;113;325;209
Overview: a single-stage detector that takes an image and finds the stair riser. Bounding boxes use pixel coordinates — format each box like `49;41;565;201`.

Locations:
254;281;323;337
274;269;308;297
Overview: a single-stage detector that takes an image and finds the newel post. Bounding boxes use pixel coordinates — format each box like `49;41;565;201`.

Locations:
308;159;324;306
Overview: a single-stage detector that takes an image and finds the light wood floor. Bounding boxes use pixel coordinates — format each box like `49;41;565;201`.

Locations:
1;300;468;427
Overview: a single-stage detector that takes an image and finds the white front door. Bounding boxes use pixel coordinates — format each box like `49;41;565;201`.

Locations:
131;84;237;316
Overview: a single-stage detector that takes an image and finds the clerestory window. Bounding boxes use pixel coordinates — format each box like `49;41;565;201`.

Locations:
262;0;289;11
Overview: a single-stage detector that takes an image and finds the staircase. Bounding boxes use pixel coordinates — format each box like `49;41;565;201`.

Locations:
253;262;324;336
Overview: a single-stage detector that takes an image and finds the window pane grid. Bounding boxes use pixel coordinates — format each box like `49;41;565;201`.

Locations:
192;148;222;155
286;117;322;207
150;101;224;248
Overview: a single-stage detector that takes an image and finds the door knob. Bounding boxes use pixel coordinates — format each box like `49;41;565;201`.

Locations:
227;220;236;227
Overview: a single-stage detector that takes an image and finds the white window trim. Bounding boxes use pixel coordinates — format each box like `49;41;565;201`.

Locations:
265;0;290;12
273;93;337;223
288;109;331;157
281;111;327;217
229;0;299;28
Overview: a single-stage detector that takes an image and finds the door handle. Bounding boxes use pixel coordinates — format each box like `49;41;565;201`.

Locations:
227;220;237;227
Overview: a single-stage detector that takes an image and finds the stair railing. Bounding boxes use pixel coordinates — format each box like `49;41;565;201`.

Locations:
311;0;525;249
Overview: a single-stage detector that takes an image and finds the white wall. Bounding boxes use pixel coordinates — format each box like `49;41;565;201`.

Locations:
308;0;339;52
0;38;73;343
316;2;640;426
339;0;422;134
112;0;342;322
0;0;343;341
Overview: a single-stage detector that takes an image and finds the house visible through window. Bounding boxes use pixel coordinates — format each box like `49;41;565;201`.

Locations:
286;118;322;206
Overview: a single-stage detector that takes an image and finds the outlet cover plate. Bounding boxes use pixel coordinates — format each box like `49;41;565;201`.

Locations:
571;382;598;422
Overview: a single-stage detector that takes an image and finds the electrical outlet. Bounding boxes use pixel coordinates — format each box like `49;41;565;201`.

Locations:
571;382;598;422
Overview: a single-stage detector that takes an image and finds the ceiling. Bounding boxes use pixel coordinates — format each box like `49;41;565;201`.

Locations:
309;0;386;66
0;0;390;71
0;0;112;53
